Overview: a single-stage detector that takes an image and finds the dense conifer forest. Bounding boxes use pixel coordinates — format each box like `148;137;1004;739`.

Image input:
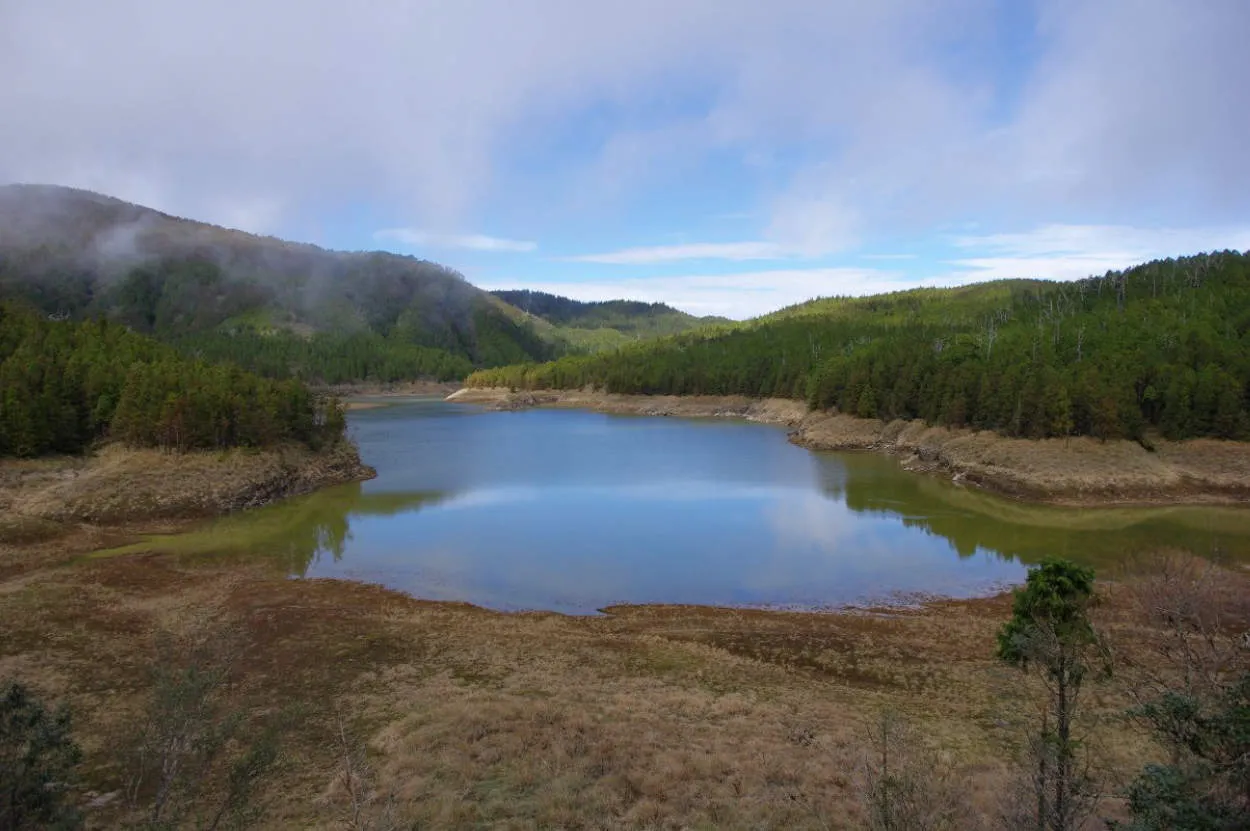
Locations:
493;290;721;337
468;251;1250;442
0;303;345;458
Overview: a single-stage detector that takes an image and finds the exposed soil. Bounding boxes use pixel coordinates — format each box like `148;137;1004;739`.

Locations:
4;399;1249;826
0;442;374;548
316;380;462;397
449;388;1250;506
9;522;1244;828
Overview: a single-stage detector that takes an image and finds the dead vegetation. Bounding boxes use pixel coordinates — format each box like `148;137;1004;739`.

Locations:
0;443;372;536
4;524;1244;829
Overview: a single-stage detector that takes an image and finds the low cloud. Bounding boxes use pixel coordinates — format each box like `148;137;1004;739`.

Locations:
375;228;537;253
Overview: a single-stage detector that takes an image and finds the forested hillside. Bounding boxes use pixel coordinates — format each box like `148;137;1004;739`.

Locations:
0;303;345;458
468;251;1250;442
0;185;554;382
491;289;722;351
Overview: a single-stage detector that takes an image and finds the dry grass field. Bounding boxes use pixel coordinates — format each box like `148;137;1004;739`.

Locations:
4;512;1247;828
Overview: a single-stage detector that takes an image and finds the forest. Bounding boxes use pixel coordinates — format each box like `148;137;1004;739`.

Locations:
0;185;558;381
492;290;720;337
468;251;1250;442
0;187;737;384
0;302;345;458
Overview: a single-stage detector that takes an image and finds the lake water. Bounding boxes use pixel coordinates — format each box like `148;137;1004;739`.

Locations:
112;398;1250;613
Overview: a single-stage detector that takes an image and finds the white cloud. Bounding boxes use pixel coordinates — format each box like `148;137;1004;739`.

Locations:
2;0;1246;254
567;197;864;264
948;223;1250;282
477;267;968;320
565;241;785;264
375;228;537;253
764;193;861;257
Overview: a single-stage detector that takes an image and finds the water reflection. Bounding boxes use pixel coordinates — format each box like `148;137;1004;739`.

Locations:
103;399;1250;613
104;484;449;576
821;452;1250;566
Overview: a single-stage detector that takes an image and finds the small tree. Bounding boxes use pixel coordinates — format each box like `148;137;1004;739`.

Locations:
0;680;82;830
126;626;282;829
859;710;967;831
1113;553;1250;829
997;559;1105;831
1117;673;1250;830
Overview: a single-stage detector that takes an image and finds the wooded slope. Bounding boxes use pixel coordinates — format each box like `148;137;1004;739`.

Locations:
468;252;1250;441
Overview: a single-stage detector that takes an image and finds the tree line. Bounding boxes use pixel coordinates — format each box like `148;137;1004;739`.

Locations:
468;252;1250;442
0;303;345;458
173;329;474;384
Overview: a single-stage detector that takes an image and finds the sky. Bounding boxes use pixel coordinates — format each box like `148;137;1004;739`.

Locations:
3;0;1249;319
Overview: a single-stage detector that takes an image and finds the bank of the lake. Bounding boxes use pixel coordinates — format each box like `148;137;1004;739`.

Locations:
5;392;1249;826
449;387;1250;506
7;509;1237;828
317;379;463;397
0;440;374;545
6;508;1246;827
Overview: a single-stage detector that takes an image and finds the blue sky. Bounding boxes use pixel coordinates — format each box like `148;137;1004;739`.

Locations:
4;0;1249;318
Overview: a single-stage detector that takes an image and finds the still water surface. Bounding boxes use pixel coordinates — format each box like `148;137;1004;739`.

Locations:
113;398;1250;613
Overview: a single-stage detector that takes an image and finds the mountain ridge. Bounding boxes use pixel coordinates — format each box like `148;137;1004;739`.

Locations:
0;185;720;381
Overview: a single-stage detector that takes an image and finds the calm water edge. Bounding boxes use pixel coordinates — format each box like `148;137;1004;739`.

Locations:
113;397;1250;614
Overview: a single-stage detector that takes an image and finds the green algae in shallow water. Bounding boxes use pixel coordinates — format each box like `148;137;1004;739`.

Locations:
94;484;449;576
821;454;1250;567
93;399;1250;613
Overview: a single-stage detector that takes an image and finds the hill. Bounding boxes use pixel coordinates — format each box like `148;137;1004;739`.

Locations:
467;251;1250;442
0;184;554;383
490;289;724;352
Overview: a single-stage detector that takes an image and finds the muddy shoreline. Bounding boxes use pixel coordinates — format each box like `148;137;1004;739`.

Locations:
448;387;1250;507
316;379;461;397
3;395;1244;825
0;441;374;545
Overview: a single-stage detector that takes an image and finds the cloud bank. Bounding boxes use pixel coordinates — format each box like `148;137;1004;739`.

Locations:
3;0;1247;314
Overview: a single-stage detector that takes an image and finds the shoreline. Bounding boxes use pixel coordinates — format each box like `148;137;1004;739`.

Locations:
316;379;462;397
448;387;1250;507
0;440;374;545
6;514;1232;827
5;397;1243;825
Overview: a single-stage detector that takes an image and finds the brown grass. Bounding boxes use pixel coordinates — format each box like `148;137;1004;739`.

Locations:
0;442;372;527
4;525;1241;829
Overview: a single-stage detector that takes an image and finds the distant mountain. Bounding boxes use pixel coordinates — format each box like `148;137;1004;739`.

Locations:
491;289;725;352
0;184;553;382
471;251;1250;443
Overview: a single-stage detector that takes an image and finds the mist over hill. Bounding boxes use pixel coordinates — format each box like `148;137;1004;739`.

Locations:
0;186;732;382
0;185;567;381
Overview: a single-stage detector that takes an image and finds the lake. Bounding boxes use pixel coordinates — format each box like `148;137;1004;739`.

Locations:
112;397;1250;613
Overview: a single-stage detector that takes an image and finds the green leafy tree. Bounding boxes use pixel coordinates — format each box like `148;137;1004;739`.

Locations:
997;559;1104;831
1116;673;1250;830
126;628;283;830
0;681;83;830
